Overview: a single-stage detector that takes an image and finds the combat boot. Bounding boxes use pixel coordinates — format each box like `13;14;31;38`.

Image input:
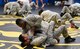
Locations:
65;36;75;43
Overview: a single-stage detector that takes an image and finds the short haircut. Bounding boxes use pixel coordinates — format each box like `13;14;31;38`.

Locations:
16;19;22;26
17;1;20;4
38;9;44;15
17;1;23;6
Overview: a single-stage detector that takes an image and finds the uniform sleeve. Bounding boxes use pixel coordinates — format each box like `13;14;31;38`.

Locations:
16;3;21;12
4;4;6;13
25;15;42;27
19;3;26;13
34;15;42;27
22;28;28;34
4;3;8;13
22;30;26;34
19;2;31;13
40;12;45;20
25;15;35;27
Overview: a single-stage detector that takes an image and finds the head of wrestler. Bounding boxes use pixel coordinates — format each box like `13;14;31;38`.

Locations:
17;1;23;6
38;9;44;15
16;19;26;29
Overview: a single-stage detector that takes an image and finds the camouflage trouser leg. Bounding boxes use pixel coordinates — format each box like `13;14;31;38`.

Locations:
53;25;69;39
30;35;47;46
61;6;71;13
61;13;73;24
45;25;69;45
49;14;61;27
46;21;58;45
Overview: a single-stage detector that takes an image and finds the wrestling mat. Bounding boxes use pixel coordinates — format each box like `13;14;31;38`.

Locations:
0;15;80;49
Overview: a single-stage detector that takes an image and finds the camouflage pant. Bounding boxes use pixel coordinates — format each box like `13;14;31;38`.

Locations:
31;21;69;46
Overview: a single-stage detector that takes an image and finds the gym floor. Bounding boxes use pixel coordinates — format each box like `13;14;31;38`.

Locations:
0;5;80;49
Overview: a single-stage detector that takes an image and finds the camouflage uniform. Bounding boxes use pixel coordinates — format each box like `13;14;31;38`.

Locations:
40;10;73;27
4;2;20;15
61;3;80;16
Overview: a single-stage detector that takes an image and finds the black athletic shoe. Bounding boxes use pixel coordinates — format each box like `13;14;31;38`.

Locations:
75;26;79;29
70;23;79;29
65;36;76;43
